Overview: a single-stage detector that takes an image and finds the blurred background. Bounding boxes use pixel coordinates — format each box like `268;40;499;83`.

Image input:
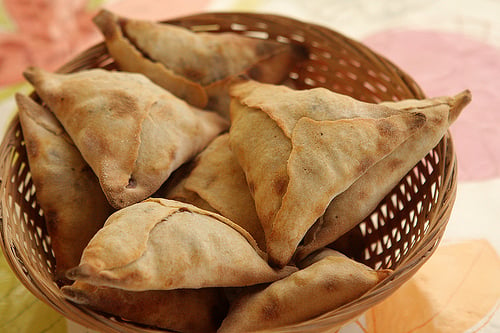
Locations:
0;0;498;332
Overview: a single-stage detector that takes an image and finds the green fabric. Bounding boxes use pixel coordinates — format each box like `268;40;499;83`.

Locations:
0;82;29;101
0;0;14;31
86;0;108;11
0;252;67;333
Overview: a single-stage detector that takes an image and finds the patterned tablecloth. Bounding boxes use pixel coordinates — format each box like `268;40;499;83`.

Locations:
0;0;499;332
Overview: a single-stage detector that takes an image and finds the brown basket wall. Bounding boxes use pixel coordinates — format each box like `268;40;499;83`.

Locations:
0;12;457;332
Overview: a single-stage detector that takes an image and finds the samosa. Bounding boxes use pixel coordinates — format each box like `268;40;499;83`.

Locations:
161;133;265;250
218;248;391;332
62;281;228;333
66;198;296;291
23;67;228;209
93;9;305;118
16;94;114;278
295;89;471;261
229;80;427;267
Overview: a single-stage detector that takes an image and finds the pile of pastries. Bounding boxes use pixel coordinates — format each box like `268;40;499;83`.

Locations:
16;9;471;333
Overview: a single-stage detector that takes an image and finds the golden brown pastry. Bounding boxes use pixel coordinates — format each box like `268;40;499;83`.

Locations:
295;89;471;261
66;198;296;291
93;9;305;118
62;281;228;333
16;94;114;279
23;67;228;209
218;248;391;332
162;133;265;250
229;80;427;267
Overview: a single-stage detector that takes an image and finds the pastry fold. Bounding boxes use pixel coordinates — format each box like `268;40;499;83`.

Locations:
229;80;428;267
23;67;228;209
93;9;305;118
162;133;266;250
218;248;391;332
62;281;228;333
295;89;471;261
66;198;296;291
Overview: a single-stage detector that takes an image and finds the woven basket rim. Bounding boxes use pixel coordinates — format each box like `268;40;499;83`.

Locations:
0;11;458;332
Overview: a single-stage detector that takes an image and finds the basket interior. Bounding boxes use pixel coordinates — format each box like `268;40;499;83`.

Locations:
0;12;457;332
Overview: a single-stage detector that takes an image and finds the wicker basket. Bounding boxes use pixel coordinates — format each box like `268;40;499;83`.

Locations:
0;12;457;332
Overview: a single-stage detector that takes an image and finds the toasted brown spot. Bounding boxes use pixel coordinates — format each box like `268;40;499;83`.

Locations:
376;140;390;155
261;297;281;321
261;209;275;227
292;274;308;287
168;148;177;162
387;158;404;172
357;190;369;201
357;157;374;174
323;276;340;292
411;112;427;129
120;270;143;285
107;90;139;116
376;120;395;137
56;94;75;109
273;177;288;196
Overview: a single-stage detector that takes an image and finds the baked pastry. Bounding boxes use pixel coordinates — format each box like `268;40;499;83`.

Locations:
62;281;228;333
66;198;296;290
218;248;391;332
23;67;228;208
162;133;265;250
229;80;427;267
93;9;305;118
295;89;471;261
16;94;114;278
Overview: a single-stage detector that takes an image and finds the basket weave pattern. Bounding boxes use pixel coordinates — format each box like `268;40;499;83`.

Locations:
0;12;457;332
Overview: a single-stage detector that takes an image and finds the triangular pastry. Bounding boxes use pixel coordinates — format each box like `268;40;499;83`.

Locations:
23;67;228;208
295;90;471;261
218;248;391;332
66;199;296;291
62;281;228;333
229;81;426;266
16;94;114;278
161;133;266;250
93;9;305;118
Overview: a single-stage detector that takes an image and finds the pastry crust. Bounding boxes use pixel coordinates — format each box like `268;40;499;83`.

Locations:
23;67;228;208
62;281;228;333
66;199;296;291
162;133;266;250
16;94;114;278
93;9;305;118
218;248;391;332
229;80;427;267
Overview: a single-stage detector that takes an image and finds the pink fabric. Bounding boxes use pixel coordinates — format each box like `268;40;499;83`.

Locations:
0;0;211;86
104;0;210;21
363;30;500;181
0;0;97;85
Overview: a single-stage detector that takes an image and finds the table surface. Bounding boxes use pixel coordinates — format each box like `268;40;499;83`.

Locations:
0;0;499;332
